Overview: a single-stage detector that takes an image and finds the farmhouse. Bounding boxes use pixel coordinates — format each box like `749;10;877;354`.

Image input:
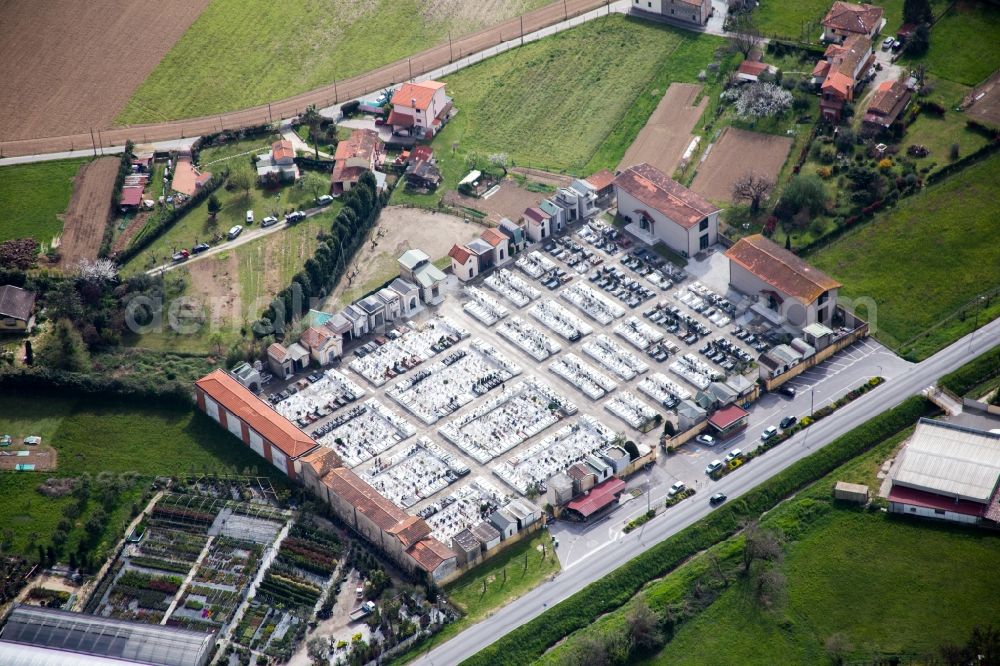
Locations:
171;154;212;196
821;1;885;43
331;129;383;194
630;0;713;26
813;34;875;122
726;234;841;326
398;249;446;305
0;285;35;332
195;370;318;479
256;139;300;183
862;79;913;132
614;163;720;257
885;418;1000;526
388;80;452;138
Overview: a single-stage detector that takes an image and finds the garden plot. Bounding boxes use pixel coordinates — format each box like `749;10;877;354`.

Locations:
561;282;625;325
485;268;541;308
516;250;556;279
275;370;366;427
316;399;416;468
497;316;562;361
670;353;723;390
209;509;284;545
638;372;692;405
548;353;618;400
348;316;470;387
605;391;659;430
463;286;510;326
362;437;469;509
438;378;576;464
171;536;266;630
690;127;791;203
530;299;594;341
615;317;664;350
386;340;521;425
582;334;649;381
492;416;619;495
419;477;511;544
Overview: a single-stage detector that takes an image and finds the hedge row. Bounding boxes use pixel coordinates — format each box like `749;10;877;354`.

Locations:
925;139;1000;186
939;344;1000;397
0;367;194;406
462;395;935;666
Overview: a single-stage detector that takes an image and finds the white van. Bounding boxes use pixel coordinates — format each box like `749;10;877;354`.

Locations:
246;210;254;224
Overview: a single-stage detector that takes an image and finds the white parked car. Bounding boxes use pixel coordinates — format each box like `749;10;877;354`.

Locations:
667;481;687;497
261;216;278;228
246;210;254;224
705;460;724;475
316;194;334;206
761;426;779;441
227;225;243;240
724;448;743;463
696;434;716;446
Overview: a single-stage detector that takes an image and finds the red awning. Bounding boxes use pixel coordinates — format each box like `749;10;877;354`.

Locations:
565;477;626;518
709;404;749;430
888;485;986;517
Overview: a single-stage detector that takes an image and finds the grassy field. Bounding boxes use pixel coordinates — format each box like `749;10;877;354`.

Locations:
0;392;276;560
901;1;1000;86
0;158;88;244
116;0;550;124
809;152;1000;358
392;15;725;208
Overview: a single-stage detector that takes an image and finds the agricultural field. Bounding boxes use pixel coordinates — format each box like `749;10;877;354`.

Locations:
617;83;708;178
0;158;88;244
690;127;792;204
0;0;210;140
901;0;1000;86
56;156;120;266
809;152;1000;359
117;0;551;125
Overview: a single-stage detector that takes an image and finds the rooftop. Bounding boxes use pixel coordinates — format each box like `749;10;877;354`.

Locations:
822;1;884;34
585;168;616;192
272;139;295;162
325;467;409;531
0;284;35;321
708;403;749;430
398;248;430;270
725;234;842;304
407;537;456;572
334;128;382;163
565;477;626;517
449;244;472;265
480;227;506;247
391;80;445;111
614;163;719;229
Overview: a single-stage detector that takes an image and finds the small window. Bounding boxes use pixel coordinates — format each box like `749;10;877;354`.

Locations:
909;507;916;513
699;218;708;232
934;509;945;515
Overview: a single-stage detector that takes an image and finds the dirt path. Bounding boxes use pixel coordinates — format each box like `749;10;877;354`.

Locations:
618;82;707;176
56;156;119;267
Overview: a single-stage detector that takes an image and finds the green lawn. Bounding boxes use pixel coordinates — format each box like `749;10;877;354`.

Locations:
901;0;1000;86
116;0;550;124
0;158;88;244
0;392;278;559
752;0;948;41
809;152;1000;358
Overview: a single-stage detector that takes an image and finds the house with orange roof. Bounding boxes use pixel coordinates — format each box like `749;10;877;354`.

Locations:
862;79;912;133
194;370;319;479
331;129;383;194
256;139;300;183
821;1;885;43
388;80;452;138
171;153;212;196
812;33;875;122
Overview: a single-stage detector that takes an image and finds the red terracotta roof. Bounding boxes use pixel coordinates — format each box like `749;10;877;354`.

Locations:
334;128;382;163
738;60;770;76
866;79;911;119
822;1;883;34
120;186;144;206
387;515;432;548
407;537;456;572
725;234;841;304
585;168;616;192
410;145;433;163
387;110;415;127
708;404;749;430
195;370;318;458
300;326;333;350
171;156;211;197
523;207;550;223
267;343;289;362
391;81;444;111
272;139;295;162
812;60;831;78
301;447;342;480
822;71;854;98
614;163;719;229
330;164;367;187
325;467;409;531
565;477;626;517
448;244;473;265
566;462;594;482
480;227;506;247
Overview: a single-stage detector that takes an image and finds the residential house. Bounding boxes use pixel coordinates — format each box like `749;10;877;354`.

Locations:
0;285;35;332
614;163;720;257
404;159;443;191
736;60;776;83
812;34;875;122
331;129;383;194
631;0;713;26
862;79;912;133
522;206;552;242
388;80;453;138
299;326;342;366
398;249;446;305
821;1;884;43
725;234;842;326
256;139;300;183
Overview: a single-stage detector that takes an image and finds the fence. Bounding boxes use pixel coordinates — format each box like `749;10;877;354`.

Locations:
894;286;1000;357
0;0;620;159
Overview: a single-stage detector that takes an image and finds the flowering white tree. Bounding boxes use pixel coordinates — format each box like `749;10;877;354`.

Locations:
76;258;119;283
721;83;793;120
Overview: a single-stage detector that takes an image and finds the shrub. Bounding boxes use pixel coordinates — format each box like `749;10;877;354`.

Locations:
939;346;1000;396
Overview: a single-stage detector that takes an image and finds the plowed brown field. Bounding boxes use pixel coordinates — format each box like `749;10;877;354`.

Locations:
617;83;707;176
57;157;119;266
690;127;792;204
0;0;210;142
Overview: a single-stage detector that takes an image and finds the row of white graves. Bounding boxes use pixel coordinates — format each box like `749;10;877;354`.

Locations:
581;334;649;381
484;268;541;308
604;391;659;430
276;369;367;426
361;437;469;509
529;300;593;342
491;416;618;494
421;476;511;543
386;340;521;425
462;286;510;326
687;282;734;327
316;398;417;467
497;316;562;362
548;353;618;400
515;250;556;279
670;352;724;390
638;372;692;404
348;316;470;387
438;377;577;464
560;282;625;325
614;316;664;351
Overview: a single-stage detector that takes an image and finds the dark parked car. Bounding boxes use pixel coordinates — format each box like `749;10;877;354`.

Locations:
709;492;727;506
778;385;797;398
191;242;210;254
780;416;797;429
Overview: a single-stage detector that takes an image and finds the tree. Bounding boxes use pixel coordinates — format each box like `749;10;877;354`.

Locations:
785;235;791;250
907;23;930;56
903;0;933;24
302;171;329;201
301;105;323;159
731;172;773;213
36;319;90;372
228;165;254;199
721;82;793;120
207;194;222;219
777;174;827;219
24;340;33;365
626;601;663;651
729;13;762;58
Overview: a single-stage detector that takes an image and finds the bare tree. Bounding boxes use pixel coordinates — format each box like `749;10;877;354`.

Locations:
755;567;787;609
76;258;119;284
741;520;783;573
732;172;774;213
730;13;762;58
626;600;663;651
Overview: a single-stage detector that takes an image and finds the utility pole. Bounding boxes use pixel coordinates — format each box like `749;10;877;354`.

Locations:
96;129;103;155
333;78;338;103
408;57;412;81
90;128;98;157
564;0;568;20
810;388;815;418
268;103;273;124
448;31;453;62
520;15;524;46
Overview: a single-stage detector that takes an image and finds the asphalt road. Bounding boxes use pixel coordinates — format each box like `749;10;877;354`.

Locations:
414;316;1000;666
